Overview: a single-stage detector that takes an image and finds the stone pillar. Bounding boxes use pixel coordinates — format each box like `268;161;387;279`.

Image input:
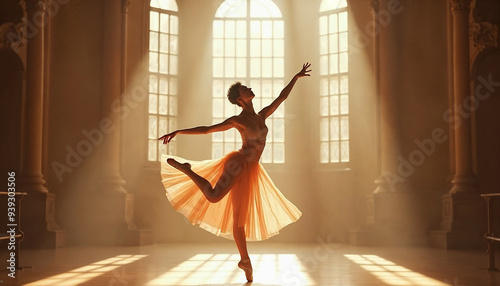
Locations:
428;0;484;249
95;0;151;245
21;0;65;248
349;0;424;246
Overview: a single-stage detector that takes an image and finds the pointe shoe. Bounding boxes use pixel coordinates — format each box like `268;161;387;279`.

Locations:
238;258;253;282
167;158;191;170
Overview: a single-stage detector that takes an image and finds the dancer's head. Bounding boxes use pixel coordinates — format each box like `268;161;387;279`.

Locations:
227;82;254;107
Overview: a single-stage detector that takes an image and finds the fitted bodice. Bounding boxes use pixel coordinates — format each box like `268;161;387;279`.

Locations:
235;114;268;160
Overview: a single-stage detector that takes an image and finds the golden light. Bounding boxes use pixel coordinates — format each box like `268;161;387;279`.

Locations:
344;254;451;286
25;254;147;286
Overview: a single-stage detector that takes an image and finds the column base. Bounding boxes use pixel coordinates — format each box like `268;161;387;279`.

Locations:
428;192;486;249
349;191;428;246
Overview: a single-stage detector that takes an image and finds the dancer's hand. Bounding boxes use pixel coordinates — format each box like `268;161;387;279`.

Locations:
158;131;178;144
295;62;312;79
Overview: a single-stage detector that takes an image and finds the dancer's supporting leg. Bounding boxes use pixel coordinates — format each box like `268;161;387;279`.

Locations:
232;187;253;282
167;153;244;203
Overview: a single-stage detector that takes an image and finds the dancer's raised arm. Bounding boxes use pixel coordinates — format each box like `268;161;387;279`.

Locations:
158;116;237;144
258;63;311;119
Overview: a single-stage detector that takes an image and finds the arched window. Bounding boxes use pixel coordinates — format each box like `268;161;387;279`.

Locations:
319;0;349;164
148;0;178;161
212;0;285;163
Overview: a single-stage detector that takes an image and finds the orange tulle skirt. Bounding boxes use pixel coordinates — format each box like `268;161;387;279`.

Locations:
160;152;301;241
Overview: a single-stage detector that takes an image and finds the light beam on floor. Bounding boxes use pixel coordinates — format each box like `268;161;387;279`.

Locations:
344;254;451;286
146;253;314;285
24;254;148;286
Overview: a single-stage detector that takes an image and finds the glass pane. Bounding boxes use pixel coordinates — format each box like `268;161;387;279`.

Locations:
169;96;177;115
224;142;235;153
330;95;339;115
149;52;158;72
320;35;328;55
225;1;247;18
159;53;168;74
262;39;272;57
262;145;272;163
320;118;329;141
225;58;235;77
341;116;349;139
160;76;168;94
170;35;178;54
320;142;329;163
320;55;328;75
330;76;339;94
329;54;338;74
262;58;272;77
213;20;224;38
149;75;158;93
341;141;350;162
150;11;159;31
170;55;178;75
149;115;157;139
340;94;349;114
339;12;348;32
236;39;246;57
274;58;284;78
330;117;339;140
213;98;223;117
213;58;223;77
250;39;261;57
225;100;236;116
159;33;168;53
149;94;158;114
340;75;348;93
250;58;261;77
214;39;223;57
250;21;261;38
320;96;329;116
329;34;338;54
274;39;284;57
329;14;338;33
170;16;178;34
225;39;235;57
150;32;158;51
236;21;247;38
331;141;340;163
319;16;327;35
168;116;177;132
213;143;223;159
148;140;157;161
150;0;178;11
159;116;167;134
170;78;177;94
236;58;246;77
339;32;348;52
274;119;284;142
320;0;347;12
339;52;348;73
224;129;235;141
225;20;235;38
213;80;224;97
320;78;328;96
159;95;168;115
213;132;223;142
160;13;169;32
262;21;272;38
273;21;284;38
274;143;284;163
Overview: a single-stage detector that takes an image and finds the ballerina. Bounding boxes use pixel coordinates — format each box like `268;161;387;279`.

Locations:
158;62;311;282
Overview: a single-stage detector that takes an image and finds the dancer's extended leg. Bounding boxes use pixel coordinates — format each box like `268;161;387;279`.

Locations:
167;153;244;203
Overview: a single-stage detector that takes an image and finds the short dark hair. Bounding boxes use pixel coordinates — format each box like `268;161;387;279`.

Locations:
227;82;242;107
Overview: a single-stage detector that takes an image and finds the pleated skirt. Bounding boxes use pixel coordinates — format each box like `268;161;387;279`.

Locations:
160;152;301;241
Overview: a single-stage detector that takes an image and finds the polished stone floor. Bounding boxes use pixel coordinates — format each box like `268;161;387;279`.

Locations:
2;242;499;285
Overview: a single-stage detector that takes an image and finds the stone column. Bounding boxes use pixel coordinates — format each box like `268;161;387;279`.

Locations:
21;0;65;248
96;0;151;245
429;0;484;249
350;0;424;246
